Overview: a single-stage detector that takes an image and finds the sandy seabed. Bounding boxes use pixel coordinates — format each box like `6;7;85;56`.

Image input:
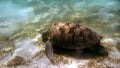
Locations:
0;36;120;68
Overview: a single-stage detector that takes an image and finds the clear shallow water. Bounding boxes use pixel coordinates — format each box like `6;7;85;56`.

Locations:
0;0;119;37
0;0;120;67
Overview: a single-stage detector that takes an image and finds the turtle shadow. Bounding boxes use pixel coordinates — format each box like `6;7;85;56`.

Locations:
53;45;108;59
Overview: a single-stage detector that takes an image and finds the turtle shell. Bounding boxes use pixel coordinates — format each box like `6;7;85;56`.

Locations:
49;22;103;49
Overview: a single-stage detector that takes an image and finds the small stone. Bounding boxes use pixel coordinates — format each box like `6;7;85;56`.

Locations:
6;56;25;66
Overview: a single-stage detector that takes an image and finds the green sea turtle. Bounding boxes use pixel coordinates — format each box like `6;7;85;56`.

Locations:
42;22;108;64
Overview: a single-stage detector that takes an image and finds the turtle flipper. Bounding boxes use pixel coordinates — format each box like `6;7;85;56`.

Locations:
45;40;56;64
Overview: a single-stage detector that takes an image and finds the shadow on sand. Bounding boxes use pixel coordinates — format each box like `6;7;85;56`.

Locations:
53;45;108;59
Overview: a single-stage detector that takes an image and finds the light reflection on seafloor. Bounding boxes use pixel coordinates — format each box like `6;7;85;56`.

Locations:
0;0;120;68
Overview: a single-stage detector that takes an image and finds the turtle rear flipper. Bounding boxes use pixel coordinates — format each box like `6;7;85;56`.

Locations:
45;41;56;64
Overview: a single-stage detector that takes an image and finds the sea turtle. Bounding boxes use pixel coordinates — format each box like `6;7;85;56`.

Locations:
42;22;108;64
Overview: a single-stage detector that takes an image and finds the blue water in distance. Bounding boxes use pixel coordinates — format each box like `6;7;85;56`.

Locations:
0;0;119;37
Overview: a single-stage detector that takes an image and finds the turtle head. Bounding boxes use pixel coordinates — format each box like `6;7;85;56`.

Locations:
42;29;50;42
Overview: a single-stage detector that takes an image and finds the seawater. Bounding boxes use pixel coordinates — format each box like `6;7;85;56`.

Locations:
0;0;120;36
0;0;120;67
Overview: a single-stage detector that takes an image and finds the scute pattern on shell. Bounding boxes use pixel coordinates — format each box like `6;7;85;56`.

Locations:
49;22;103;49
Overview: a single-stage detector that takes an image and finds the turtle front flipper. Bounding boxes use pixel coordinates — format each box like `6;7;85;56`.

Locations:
45;40;56;64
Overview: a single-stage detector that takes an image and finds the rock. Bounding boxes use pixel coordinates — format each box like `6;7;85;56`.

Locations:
102;38;114;44
102;38;120;45
6;56;25;66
